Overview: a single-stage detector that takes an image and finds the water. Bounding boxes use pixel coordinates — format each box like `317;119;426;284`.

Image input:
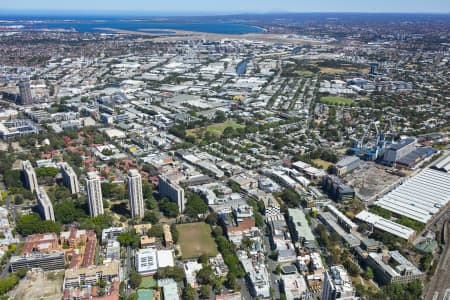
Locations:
236;59;250;75
0;17;265;34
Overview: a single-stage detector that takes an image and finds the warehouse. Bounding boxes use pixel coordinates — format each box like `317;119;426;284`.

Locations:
355;210;416;241
374;169;450;223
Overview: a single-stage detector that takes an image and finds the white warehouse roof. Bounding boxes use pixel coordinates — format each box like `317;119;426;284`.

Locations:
374;169;450;223
355;210;415;240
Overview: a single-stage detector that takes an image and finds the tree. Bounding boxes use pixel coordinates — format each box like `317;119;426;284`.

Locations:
54;200;88;224
16;213;62;236
148;225;164;238
117;232;140;249
142;181;153;200
200;285;211;299
146;198;158;210
214;111;227;123
197;266;214;285
182;285;196;300
0;274;19;295
129;269;142;289
143;211;160;224
279;188;301;208
185;194;208;218
364;266;374;280
4;170;24;189
225;273;239;291
241;237;254;250
170;224;179;243
159;198;179;218
155;266;185;282
198;253;209;264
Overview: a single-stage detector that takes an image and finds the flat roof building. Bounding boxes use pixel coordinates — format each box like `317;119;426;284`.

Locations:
355;210;415;241
158;175;185;213
128;169;144;219
36;186;55;221
11;251;65;272
322;265;357;300
367;251;424;285
287;208;315;248
23;160;38;193
374;168;450;223
86;172;104;217
61;162;80;194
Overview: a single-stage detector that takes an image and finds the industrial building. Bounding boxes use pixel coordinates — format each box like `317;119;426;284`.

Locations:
333;156;361;176
355;210;415;241
322;175;355;201
374;168;450;223
158;175;185;213
322;265;357;300
383;138;416;166
432;152;450;172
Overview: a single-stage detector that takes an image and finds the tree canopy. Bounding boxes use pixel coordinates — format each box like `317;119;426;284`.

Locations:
184;193;208;218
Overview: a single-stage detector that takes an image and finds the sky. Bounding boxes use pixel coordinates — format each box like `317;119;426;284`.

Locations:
1;0;449;14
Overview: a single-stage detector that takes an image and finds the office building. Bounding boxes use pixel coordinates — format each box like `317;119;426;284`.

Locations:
366;251;424;285
10;251;65;272
322;175;355;201
86;172;104;217
23;160;38;193
36;186;55;221
128;169;144;219
61;162;80;194
322;265;357;300
18;80;33;105
158;175;185;213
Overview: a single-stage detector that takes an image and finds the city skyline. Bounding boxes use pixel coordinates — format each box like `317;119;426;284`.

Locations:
1;0;449;14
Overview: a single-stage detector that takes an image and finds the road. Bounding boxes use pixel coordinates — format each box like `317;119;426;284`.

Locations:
424;221;450;300
124;246;133;299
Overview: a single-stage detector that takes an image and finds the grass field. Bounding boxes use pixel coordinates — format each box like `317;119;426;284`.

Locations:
176;222;218;259
312;159;333;170
294;70;314;76
186;120;245;138
206;120;245;135
320;96;354;106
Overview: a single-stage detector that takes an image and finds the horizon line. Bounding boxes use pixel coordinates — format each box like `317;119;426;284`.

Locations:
1;10;450;17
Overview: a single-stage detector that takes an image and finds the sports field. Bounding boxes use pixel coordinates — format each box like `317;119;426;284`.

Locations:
320;96;354;106
176;222;218;259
